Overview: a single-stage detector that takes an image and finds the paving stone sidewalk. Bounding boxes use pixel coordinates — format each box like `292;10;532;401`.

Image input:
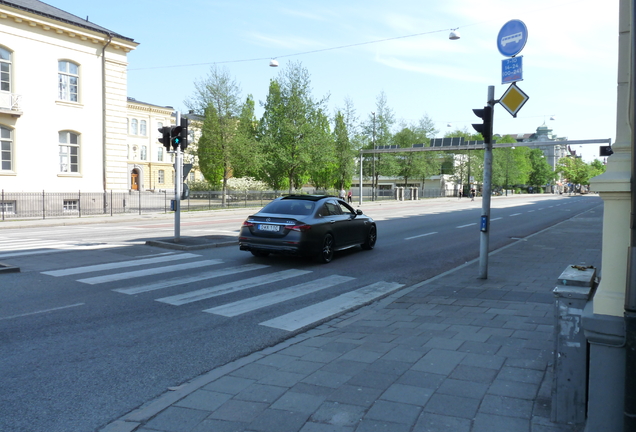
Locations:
103;206;603;432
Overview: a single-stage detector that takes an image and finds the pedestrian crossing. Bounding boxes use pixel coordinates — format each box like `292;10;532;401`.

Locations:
40;253;404;332
0;237;125;259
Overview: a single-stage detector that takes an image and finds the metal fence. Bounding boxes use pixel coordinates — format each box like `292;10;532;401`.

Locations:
0;187;445;221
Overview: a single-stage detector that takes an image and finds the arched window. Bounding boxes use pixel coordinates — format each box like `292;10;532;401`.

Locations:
59;131;80;173
58;60;79;102
1;126;12;171
140;120;147;136
0;47;12;93
130;119;138;135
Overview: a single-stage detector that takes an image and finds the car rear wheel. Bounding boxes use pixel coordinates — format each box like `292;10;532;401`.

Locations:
361;225;377;250
251;250;270;258
318;234;334;263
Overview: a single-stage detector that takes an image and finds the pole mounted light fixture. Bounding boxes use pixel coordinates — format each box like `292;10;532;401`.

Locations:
449;29;460;40
269;59;279;67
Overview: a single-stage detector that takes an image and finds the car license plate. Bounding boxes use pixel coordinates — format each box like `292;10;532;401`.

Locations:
258;224;279;232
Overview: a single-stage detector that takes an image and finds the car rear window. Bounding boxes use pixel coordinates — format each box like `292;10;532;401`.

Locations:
261;200;315;215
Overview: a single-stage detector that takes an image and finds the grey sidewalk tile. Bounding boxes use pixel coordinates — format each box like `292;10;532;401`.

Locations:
298;336;336;348
257;370;306;387
488;379;539;400
450;365;498;384
479;394;534;419
497;366;545;384
380;383;433;406
347;370;401;391
355;419;411;432
302;370;352;389
472;412;530;432
143;406;211;432
230;363;279;381
174;389;233;411
458;340;501;355
436;378;489;399
247;408;310;432
208;399;269;422
289;382;336;398
254;354;298;369
310;401;366;427
280;359;324;375
381;346;428;363
423;393;480;419
277;345;319;358
190;418;249;432
357;341;397;354
412;349;466;375
478;327;515;337
270;391;327;414
452;331;492;343
364;400;422;425
327;384;383;407
204;376;256;395
460;352;506;370
300;349;343;364
530;414;582;432
366;359;412;375
360;333;400;344
496;346;543;360
299;422;354;432
397;370;445;389
423;337;464;351
234;383;288;404
533;396;552;419
339;348;384;363
320;341;362;354
416;322;452;331
320;359;369;376
413;412;471;432
504;358;548;371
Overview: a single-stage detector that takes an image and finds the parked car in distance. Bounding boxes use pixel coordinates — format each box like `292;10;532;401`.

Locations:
238;195;377;263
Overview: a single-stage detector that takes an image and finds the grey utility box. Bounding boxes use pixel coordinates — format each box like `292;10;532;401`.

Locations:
551;265;596;424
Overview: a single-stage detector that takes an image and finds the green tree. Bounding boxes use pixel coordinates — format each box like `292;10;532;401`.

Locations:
557;156;602;186
361;92;396;198
185;65;243;206
258;61;330;193
231;95;261;180
527;148;555;190
393;114;439;188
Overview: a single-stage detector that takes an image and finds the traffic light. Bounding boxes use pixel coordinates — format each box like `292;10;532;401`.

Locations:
158;126;171;151
169;126;183;150
472;105;493;144
179;118;189;151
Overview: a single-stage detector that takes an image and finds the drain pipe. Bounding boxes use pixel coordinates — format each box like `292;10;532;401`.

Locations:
101;33;113;193
625;0;636;429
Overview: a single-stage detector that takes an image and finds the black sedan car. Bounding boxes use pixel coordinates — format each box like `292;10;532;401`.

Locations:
239;195;376;263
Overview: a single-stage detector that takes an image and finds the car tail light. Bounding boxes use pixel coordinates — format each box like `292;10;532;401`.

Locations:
242;220;255;227
284;224;311;232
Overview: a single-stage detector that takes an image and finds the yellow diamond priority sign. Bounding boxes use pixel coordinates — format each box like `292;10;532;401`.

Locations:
499;83;529;118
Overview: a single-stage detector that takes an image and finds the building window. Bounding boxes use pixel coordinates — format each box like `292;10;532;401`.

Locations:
140;145;147;161
59;131;80;173
63;200;78;212
158;170;165;184
1;126;12;171
0;47;11;92
157;147;164;162
140;120;147;136
190;172;195;182
0;200;15;214
58;61;79;102
130;119;138;135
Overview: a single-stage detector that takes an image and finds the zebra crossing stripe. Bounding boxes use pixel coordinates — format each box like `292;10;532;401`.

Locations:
41;253;201;277
77;260;222;285
203;274;355;317
156;269;312;306
114;264;269;295
259;281;404;332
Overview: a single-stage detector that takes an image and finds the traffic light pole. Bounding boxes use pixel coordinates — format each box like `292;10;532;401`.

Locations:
479;86;495;279
174;111;182;243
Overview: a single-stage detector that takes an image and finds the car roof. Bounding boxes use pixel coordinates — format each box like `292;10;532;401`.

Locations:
279;195;335;202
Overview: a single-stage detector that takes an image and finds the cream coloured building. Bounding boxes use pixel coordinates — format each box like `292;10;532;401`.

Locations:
0;0;137;192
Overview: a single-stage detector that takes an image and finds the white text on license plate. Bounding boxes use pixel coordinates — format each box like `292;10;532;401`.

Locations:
258;224;279;232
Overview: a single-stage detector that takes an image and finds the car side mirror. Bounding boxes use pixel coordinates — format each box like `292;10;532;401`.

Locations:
356;209;363;215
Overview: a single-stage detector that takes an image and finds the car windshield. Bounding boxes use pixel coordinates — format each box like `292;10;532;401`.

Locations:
261;200;315;215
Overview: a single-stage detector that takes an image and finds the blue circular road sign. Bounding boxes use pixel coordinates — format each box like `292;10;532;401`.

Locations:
497;19;528;57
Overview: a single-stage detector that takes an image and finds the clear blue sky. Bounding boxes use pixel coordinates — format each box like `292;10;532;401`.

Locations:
50;0;617;162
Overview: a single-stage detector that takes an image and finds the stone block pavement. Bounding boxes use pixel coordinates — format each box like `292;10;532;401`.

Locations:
102;205;603;432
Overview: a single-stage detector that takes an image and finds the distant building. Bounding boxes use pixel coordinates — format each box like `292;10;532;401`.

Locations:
509;123;570;171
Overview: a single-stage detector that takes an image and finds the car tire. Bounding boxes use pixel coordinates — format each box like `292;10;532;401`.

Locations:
251;250;270;258
361;225;377;250
318;233;334;263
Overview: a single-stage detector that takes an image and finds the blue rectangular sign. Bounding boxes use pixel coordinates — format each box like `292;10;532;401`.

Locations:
502;56;523;84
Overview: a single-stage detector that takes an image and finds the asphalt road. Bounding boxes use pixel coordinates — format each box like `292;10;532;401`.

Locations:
0;194;602;432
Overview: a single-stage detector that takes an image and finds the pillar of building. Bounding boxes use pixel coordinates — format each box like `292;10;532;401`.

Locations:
583;1;631;430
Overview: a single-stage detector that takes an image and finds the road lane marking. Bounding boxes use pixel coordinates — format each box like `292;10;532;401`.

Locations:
509;213;522;217
41;253;201;277
204;275;355;317
156;269;312;306
0;303;85;321
405;232;437;240
114;264;268;295
457;223;477;228
77;260;222;285
259;281;404;332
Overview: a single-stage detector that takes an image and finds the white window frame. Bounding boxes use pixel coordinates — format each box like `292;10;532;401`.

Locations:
130;119;138;135
63;200;78;212
58;60;79;102
0;201;15;214
1;125;13;172
157;147;164;162
0;47;11;93
59;131;80;174
140;145;147;161
158;169;165;184
140;120;147;136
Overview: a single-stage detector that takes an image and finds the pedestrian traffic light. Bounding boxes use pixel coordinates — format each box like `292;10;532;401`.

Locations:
472;105;493;144
179;118;189;151
158;126;171;151
170;126;183;150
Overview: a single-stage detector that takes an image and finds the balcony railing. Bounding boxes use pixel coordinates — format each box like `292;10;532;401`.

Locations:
0;92;21;112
